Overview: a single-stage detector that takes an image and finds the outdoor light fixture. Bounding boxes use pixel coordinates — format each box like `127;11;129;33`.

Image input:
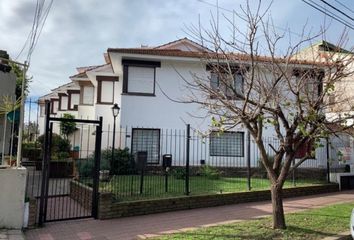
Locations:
111;103;120;169
111;103;120;118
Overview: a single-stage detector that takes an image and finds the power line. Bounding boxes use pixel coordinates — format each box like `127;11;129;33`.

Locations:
301;0;354;30
196;0;303;37
319;0;354;22
334;0;354;15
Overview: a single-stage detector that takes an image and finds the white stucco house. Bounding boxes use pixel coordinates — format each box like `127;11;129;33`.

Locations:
38;38;329;169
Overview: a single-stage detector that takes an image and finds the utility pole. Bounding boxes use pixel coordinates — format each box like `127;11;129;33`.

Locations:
0;56;28;167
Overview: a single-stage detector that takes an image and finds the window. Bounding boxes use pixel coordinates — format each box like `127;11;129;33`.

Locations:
210;71;244;98
295;140;314;159
293;68;324;98
131;128;160;164
122;59;161;96
210;131;244;157
68;90;80;110
51;99;59;114
97;76;118;104
59;93;68;111
81;85;94;105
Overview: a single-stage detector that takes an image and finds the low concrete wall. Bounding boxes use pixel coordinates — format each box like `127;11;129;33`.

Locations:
98;184;339;219
0;167;27;229
69;180;92;210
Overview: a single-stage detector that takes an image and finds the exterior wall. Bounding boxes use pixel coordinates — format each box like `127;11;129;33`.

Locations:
0;70;16;156
98;183;338;219
0;167;27;229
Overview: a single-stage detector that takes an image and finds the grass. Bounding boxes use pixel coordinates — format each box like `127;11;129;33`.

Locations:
152;201;354;240
97;175;326;201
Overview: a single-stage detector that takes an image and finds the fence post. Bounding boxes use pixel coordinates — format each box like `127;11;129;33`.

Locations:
326;137;330;183
185;124;190;195
92;116;102;219
38;101;50;226
247;131;251;191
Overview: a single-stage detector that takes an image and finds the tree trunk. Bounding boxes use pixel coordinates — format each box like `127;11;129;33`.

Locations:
271;183;286;229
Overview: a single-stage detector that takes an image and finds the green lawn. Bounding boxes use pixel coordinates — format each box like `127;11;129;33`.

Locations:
153;202;354;240
98;175;326;201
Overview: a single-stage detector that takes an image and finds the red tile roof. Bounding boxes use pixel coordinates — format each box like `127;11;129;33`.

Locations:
107;48;328;67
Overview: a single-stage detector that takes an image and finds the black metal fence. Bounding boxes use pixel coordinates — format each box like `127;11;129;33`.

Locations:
23;98;349;204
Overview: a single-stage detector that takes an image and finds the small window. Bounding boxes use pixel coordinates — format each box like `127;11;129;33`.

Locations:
97;76;117;104
210;131;244;157
51;99;59;114
81;85;94;105
122;59;160;96
69;92;80;110
131;128;160;164
210;72;244;98
59;94;68;111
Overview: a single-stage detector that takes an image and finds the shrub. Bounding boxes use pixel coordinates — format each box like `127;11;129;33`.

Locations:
199;165;221;180
60;113;77;139
22;142;41;161
171;168;186;179
76;147;134;177
38;133;71;160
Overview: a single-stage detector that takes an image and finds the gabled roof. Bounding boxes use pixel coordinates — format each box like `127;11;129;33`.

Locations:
70;64;110;79
154;37;213;52
304;40;353;54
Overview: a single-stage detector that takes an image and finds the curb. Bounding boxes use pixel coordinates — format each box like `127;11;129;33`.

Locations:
322;231;352;240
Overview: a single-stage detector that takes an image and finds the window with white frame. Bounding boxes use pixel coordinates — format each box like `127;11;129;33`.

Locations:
210;131;244;157
131;128;160;164
122;60;160;96
81;85;94;105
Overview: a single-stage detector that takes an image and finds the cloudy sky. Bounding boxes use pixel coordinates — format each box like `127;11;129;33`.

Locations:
0;0;353;99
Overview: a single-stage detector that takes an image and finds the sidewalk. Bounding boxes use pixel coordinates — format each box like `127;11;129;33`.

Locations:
0;229;25;240
25;190;354;240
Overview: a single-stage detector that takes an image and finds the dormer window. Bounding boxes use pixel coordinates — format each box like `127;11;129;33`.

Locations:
122;59;161;96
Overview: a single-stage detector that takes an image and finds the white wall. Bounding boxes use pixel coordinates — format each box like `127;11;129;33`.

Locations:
0;167;27;229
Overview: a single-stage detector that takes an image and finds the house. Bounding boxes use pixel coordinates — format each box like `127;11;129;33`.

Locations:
38;38;328;170
0;50;17;163
294;41;354;169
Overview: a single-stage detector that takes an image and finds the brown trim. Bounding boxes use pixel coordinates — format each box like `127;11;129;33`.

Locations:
67;90;80;111
79;84;94;105
50;98;59;115
58;93;68;111
122;65;157;96
96;76;118;104
122;59;161;68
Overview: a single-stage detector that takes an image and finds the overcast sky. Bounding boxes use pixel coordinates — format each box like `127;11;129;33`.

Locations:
0;0;353;99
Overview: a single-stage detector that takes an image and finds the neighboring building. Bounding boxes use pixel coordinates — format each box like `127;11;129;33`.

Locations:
295;41;354;168
38;38;328;169
0;50;17;161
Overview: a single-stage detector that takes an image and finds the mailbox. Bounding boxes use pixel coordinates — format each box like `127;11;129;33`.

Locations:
135;151;147;170
162;154;172;168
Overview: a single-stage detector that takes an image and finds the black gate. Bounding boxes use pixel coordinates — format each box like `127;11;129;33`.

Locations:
33;101;102;225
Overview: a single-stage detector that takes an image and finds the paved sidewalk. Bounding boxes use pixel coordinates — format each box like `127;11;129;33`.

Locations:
0;229;25;240
25;190;354;240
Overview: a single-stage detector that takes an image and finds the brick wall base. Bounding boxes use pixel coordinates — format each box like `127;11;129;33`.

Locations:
98;183;339;219
70;180;92;210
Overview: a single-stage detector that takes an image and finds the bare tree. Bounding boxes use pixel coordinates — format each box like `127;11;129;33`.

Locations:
183;0;354;229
